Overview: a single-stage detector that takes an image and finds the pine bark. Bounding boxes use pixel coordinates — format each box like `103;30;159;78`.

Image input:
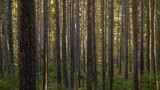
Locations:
43;0;49;89
119;0;124;75
87;0;93;89
101;0;105;89
110;0;114;89
8;0;14;77
140;0;144;75
4;0;9;72
146;0;150;73
62;0;68;87
55;0;62;85
132;0;140;89
19;0;36;89
70;0;75;89
151;0;156;75
124;0;129;79
0;0;3;76
93;0;97;89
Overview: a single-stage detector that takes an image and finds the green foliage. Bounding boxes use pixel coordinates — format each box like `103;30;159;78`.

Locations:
0;73;19;90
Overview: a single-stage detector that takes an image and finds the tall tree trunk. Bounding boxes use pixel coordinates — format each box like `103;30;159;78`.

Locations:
8;0;14;77
151;0;157;86
19;0;36;89
82;0;86;72
4;0;9;73
116;5;120;69
93;0;97;89
87;0;93;89
70;0;75;89
140;0;144;75
119;0;124;75
75;0;81;88
0;0;3;76
36;0;40;81
132;0;140;89
62;0;68;87
146;0;150;74
39;0;43;71
110;0;114;89
124;0;129;79
156;0;160;73
151;0;156;75
104;0;108;73
43;0;49;89
67;0;70;63
101;0;105;89
55;0;62;85
108;0;111;76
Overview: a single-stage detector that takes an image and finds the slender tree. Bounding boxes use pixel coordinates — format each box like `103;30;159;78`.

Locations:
75;0;81;88
8;0;14;77
82;0;86;72
151;0;156;74
43;0;49;89
119;0;124;75
104;0;107;72
70;0;75;89
101;0;105;89
157;0;160;73
87;0;93;89
55;0;62;85
4;0;9;72
140;0;144;75
0;0;3;76
36;0;40;81
124;0;129;79
110;0;114;89
67;0;70;63
132;0;140;89
19;0;36;89
93;0;97;89
62;0;68;87
146;0;150;73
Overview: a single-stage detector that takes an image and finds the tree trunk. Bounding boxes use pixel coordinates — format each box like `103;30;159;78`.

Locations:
19;0;36;89
146;0;150;74
70;0;75;89
119;0;124;75
104;0;108;73
151;0;156;75
0;0;3;76
93;0;97;89
124;0;129;79
67;0;70;63
132;0;140;89
82;0;86;73
8;0;14;78
110;0;114;89
156;0;160;73
87;0;93;89
55;0;62;85
62;0;68;87
43;0;49;89
75;0;81;88
36;0;40;81
4;0;9;73
101;0;105;89
140;0;144;75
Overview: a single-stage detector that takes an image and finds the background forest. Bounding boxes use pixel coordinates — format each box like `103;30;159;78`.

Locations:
0;0;160;90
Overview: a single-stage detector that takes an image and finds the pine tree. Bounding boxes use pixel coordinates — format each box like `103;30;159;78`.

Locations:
132;0;140;89
19;0;36;89
43;0;49;89
62;0;68;87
